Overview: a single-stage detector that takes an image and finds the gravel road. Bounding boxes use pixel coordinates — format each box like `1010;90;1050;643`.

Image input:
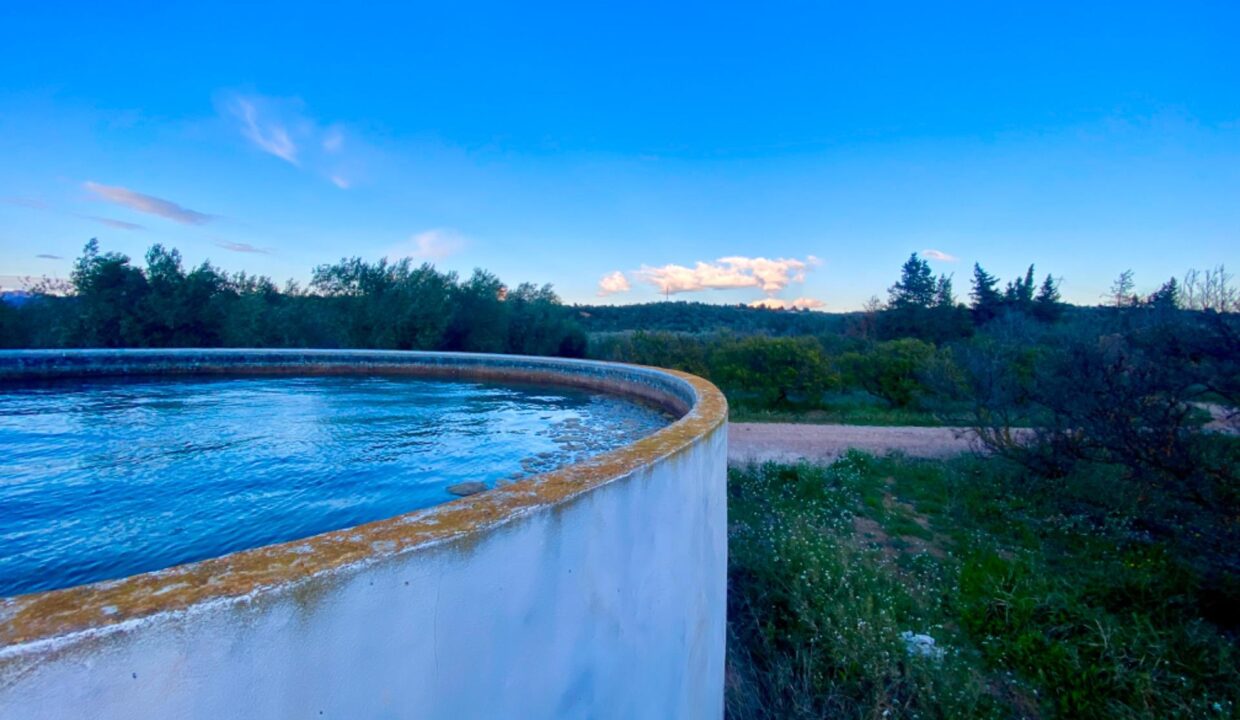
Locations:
729;407;1238;465
728;422;983;464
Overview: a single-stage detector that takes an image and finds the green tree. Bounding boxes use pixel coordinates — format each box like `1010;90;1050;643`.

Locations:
1032;273;1063;322
888;253;936;309
141;244;228;346
1145;277;1181;311
221;273;288;347
310;257;457;349
70;239;150;347
310;256;384;345
970;263;1003;325
933;274;955;308
506;282;577;356
1107;269;1136;307
446;269;509;353
0;296;23;347
383;261;454;350
1003;265;1036;312
879;256;971;343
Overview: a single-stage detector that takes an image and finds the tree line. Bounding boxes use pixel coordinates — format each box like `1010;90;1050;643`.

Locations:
0;240;587;356
574;253;1236;342
572;300;850;335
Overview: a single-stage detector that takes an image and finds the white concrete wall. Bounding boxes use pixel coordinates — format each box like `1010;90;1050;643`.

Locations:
0;424;727;719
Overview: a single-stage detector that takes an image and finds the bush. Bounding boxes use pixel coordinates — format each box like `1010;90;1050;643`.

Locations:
711;336;838;409
961;310;1240;626
840;339;939;408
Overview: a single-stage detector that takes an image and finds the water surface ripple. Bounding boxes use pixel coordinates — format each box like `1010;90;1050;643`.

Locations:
0;375;671;596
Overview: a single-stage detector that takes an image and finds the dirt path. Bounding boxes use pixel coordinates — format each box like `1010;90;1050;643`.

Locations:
728;422;983;464
728;404;1238;465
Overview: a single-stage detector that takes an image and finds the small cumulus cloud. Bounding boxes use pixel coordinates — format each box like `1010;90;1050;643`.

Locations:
388;229;467;261
922;249;958;262
597;271;631;297
637;255;820;296
221;92;361;189
83;182;212;225
215;240;268;254
748;297;826;311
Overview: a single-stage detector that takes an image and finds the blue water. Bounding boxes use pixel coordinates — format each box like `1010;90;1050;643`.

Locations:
0;375;672;597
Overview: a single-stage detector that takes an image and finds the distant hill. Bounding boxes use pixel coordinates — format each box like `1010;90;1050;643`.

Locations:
0;290;34;307
571;301;858;335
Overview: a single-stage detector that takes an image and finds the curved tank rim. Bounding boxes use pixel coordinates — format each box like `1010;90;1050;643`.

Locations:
0;349;728;653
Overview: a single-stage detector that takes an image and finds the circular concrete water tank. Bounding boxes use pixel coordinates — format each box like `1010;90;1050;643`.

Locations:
0;349;728;719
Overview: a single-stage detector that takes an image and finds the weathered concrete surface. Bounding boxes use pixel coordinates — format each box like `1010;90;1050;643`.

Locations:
0;350;728;720
728;422;982;464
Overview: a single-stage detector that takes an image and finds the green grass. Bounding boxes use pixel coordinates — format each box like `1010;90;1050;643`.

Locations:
725;454;1239;719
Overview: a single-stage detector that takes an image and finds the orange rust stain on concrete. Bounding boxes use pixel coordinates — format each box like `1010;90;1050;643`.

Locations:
0;365;726;649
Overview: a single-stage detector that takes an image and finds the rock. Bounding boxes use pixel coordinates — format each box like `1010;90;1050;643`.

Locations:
900;631;945;660
446;482;488;497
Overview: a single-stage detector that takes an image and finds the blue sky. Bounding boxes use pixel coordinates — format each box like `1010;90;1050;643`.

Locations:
1;2;1237;309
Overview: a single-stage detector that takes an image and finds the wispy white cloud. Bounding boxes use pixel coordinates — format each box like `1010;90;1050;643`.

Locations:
221;92;362;189
2;196;48;210
83;182;212;225
597;271;631;296
8;195;147;231
322;129;344;153
388;229;467;261
748;297;826;310
215;240;268;254
227;95;299;165
922;249;958;262
76;214;145;231
637;255;820;296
